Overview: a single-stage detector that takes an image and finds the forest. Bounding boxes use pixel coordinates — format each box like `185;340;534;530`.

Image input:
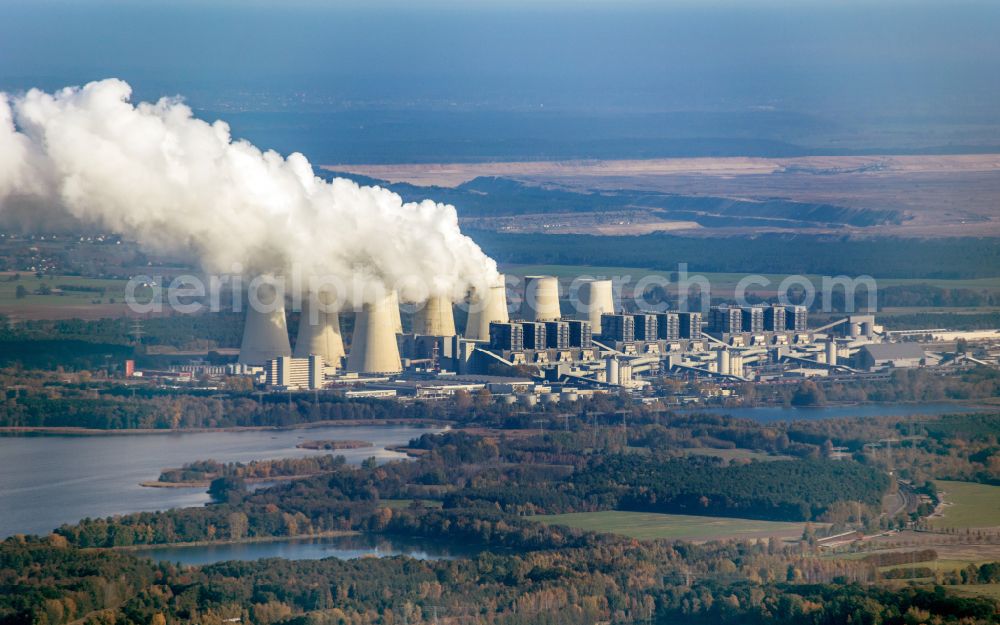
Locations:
471;231;1000;279
2;407;999;624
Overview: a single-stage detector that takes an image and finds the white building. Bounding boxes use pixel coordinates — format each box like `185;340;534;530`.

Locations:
265;355;324;390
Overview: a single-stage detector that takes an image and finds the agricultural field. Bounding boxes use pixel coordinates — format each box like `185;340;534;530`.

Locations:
0;273;131;305
946;584;1000;600
677;447;795;464
0;273;156;320
532;510;813;542
930;481;1000;530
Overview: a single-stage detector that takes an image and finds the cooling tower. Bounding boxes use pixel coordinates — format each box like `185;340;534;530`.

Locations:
412;294;457;336
465;276;509;341
387;290;403;334
577;279;614;328
346;295;403;374
293;297;346;365
238;284;292;365
523;275;561;321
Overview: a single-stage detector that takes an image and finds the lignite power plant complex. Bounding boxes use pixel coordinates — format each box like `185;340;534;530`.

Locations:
232;274;899;395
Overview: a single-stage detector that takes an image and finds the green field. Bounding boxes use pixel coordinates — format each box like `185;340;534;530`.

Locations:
930;481;1000;530
533;510;811;541
946;584;1000;600
0;273;133;307
380;499;444;510
679;447;794;464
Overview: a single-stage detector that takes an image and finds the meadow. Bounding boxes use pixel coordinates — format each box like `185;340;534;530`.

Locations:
532;510;812;542
930;481;1000;530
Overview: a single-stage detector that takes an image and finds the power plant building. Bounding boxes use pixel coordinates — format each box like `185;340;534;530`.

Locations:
523;322;548;350
741;306;765;333
763;305;786;332
545;321;571;349
489;322;524;352
567;320;593;348
265;355;324;390
786;305;809;331
656;313;680;340
633;313;658;341
601;313;635;342
709;306;743;335
678;312;702;339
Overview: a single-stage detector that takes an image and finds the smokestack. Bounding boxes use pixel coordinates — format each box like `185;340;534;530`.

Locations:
465;275;509;341
577;279;614;329
293;296;345;366
346;295;403;374
413;294;456;336
239;284;292;365
387;290;403;334
523;275;561;321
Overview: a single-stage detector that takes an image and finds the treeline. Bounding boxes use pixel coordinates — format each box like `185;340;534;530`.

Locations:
770;367;1000;407
4;535;997;625
534;456;887;521
0;313;245;349
6;419;994;625
880;312;1000;331
862;549;937;567
472;231;1000;279
0;390;454;429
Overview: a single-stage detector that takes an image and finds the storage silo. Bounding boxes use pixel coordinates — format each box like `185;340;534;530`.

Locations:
717;349;731;376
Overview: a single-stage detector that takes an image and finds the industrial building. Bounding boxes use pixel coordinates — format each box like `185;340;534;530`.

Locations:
265;355;324;390
229;271;948;399
856;344;926;371
601;313;635;342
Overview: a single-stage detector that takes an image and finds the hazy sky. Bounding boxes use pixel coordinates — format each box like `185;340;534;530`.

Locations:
2;1;998;115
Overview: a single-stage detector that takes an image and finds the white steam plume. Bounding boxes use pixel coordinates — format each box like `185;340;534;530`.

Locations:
0;79;499;306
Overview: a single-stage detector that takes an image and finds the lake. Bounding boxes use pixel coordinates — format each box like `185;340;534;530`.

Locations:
132;533;480;566
0;424;439;538
688;402;992;423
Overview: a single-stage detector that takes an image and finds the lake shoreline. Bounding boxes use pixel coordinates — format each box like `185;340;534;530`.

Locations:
0;419;450;437
104;530;361;552
140;472;334;489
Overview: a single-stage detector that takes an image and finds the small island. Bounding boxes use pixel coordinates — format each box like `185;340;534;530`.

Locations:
142;454;351;488
296;439;374;451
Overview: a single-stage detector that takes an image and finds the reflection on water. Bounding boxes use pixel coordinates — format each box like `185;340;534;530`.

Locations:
0;425;439;538
132;533;479;566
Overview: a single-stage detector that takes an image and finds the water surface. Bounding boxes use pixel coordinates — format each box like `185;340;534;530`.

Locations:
0;424;437;537
132;533;479;566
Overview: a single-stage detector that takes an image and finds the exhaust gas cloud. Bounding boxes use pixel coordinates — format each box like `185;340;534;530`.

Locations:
0;78;499;306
